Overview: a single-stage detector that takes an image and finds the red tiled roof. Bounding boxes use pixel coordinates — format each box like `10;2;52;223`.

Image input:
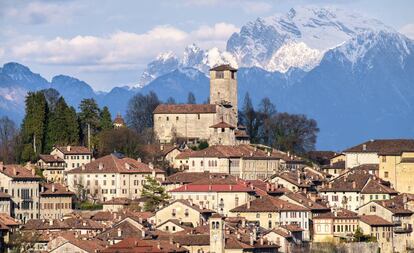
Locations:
163;172;227;185
141;144;177;157
175;149;194;159
359;215;394;226
314;208;359;219
188;144;282;160
154;104;216;114
210;121;236;129
67;154;164;174
343;139;414;155
101;237;188;253
170;182;254;193
40;183;74;196
0;164;40;180
39;154;64;163
230;196;309;212
55;146;92;155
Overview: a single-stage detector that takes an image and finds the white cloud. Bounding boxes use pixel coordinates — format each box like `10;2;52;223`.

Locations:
400;24;414;40
8;23;238;69
2;1;81;25
180;0;272;14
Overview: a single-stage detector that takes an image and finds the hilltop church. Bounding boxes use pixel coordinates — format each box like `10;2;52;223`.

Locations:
153;65;249;145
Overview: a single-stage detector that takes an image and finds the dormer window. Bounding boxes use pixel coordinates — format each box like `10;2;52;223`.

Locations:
216;71;224;79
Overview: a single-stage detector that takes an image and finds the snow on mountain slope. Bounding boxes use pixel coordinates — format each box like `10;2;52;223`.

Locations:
267;42;322;72
136;51;179;88
227;6;392;69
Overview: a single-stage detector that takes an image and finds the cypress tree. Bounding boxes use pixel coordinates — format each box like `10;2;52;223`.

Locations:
20;92;48;161
99;106;113;131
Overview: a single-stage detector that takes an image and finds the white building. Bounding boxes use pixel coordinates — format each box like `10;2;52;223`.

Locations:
66;154;165;202
50;145;92;171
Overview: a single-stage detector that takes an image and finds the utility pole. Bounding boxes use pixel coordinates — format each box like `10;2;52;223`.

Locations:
87;123;91;151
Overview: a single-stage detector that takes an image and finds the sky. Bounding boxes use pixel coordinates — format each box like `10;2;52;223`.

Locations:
1;0;414;91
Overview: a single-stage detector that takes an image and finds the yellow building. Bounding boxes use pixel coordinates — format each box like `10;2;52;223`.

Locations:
380;151;414;193
39;183;74;220
358;215;394;252
37;154;66;183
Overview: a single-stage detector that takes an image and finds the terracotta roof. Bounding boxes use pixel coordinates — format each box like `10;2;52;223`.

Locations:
172;234;210;245
40;183;74;196
175;149;194;159
23;218;104;231
322;161;345;170
280;224;304;232
96;220;145;241
141;144;177;157
271;171;313;188
157;199;214;214
230;196;309;212
209;121;236;129
283;192;330;211
55;146;92;155
154;104;216;114
39;154;64;163
170;180;255;193
359;215;394;226
0;213;20;227
102;197;140;205
187;144;281;160
210;64;237;71
314;208;359;219
370;195;414;215
52;235;106;253
101;237;188;253
67;154;164;174
343;139;414;155
0;164;40;180
307;151;339;165
163;172;227;185
361;178;398;194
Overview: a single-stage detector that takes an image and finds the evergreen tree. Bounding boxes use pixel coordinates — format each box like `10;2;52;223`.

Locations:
166;97;176;104
187;92;196;104
142;176;170;211
20;92;48;161
240;92;261;142
99;106;113;131
45;97;80;151
78;98;101;147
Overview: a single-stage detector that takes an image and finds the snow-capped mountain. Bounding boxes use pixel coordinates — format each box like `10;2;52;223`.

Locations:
1;7;414;149
227;6;392;70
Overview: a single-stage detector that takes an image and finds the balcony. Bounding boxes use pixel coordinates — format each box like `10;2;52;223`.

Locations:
394;226;413;234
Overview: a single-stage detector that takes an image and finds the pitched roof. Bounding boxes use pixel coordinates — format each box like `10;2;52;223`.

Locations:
55;145;92;155
210;64;237;71
163;172;227;185
359;215;394;226
187;144;281;160
153;104;216;114
313;208;359;219
54;237;106;253
343;139;414;155
230;196;309;212
175;149;194;159
210;121;236;129
141;144;177;157
172;234;210;246
101;237;188;253
40;183;74;196
96;220;145;241
170;181;255;193
0;164;41;180
39;154;65;163
283;192;330;211
0;213;20;227
67;154;164;174
156;199;214;214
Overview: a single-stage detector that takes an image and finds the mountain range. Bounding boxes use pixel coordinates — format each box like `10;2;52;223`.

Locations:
1;7;413;150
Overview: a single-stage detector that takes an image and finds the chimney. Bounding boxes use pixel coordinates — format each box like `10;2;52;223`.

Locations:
236;232;241;240
98;162;103;170
81;165;85;171
271;184;275;192
352;181;356;189
125;163;130;170
266;183;270;192
229;185;233;191
67;146;71;151
362;144;367;151
31;168;35;176
161;145;164;151
208;185;212;191
184;185;188;190
137;157;142;163
250;233;254;246
117;228;122;237
52;184;55;192
247;200;251;209
149;162;154;169
49;219;53;226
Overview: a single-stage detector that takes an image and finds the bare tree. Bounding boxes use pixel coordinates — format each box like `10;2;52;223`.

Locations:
126;92;160;133
0;116;18;164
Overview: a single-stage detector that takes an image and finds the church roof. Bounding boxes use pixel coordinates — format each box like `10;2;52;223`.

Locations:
153;104;216;114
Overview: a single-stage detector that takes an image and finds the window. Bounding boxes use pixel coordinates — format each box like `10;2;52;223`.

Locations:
370;205;377;212
176;116;179;121
166;116;169;121
216;71;224;79
231;71;235;79
382;156;387;162
197;114;200;120
384;171;389;178
268;213;272;218
256;213;260;218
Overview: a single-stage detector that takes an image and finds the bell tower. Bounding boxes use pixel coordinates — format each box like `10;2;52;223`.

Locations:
209;214;225;253
209;65;238;125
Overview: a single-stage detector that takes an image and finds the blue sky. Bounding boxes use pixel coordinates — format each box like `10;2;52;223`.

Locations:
1;0;414;91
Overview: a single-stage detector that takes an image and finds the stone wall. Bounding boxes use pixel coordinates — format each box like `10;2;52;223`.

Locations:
310;242;379;253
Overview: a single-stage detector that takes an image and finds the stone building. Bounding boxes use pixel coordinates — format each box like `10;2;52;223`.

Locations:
37;154;66;183
153;65;246;145
50;145;93;171
39;182;74;220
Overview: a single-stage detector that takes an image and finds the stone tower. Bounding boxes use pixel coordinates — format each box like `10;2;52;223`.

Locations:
209;65;238;125
209;214;225;253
